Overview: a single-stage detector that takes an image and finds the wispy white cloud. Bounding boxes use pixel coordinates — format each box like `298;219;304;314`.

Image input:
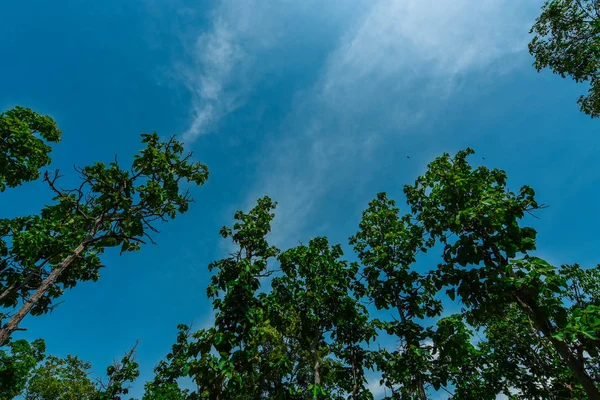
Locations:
178;0;366;142
179;0;284;141
322;0;538;97
244;0;542;247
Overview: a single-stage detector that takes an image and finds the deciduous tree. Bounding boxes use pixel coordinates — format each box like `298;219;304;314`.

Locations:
268;237;375;399
402;148;600;398
530;0;600;117
145;197;279;399
350;193;440;399
0;123;209;344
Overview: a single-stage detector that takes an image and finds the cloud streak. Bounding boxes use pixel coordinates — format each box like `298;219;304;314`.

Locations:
179;0;282;141
178;0;363;142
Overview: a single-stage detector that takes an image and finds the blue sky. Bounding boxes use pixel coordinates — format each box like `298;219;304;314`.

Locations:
2;0;600;397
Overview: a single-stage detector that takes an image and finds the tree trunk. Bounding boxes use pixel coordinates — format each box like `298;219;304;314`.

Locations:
0;253;58;304
0;240;90;346
552;336;600;399
214;374;225;400
394;290;428;400
351;348;359;399
310;332;322;399
0;213;106;346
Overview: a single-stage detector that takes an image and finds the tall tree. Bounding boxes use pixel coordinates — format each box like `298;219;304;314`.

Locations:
530;0;600;117
146;202;375;399
142;325;192;400
402;148;600;398
145;197;279;399
474;304;586;399
350;193;441;399
430;314;502;400
0;129;209;345
146;148;600;399
268;237;375;399
94;343;140;400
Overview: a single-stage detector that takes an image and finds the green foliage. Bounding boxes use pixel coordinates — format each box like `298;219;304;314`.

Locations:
0;105;202;396
142;326;192;400
430;315;497;400
0;339;45;399
475;305;586;400
145;197;279;399
399;148;600;398
2;105;599;398
25;355;97;400
350;193;439;399
0;112;209;343
8;344;140;400
269;237;375;399
0;107;61;192
0;107;203;400
530;0;600;117
146;199;375;399
146;147;600;399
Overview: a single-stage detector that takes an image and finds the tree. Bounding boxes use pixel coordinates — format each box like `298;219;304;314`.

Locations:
473;304;586;400
348;148;600;399
95;343;140;400
146;200;375;399
0;112;209;344
141;325;193;400
268;237;375;399
430;314;502;400
145;197;280;399
401;148;600;398
25;355;97;400
350;193;440;399
0;338;45;399
0;107;61;192
529;0;600;117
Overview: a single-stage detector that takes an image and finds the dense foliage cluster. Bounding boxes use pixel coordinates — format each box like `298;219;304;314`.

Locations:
530;0;600;117
1;0;600;398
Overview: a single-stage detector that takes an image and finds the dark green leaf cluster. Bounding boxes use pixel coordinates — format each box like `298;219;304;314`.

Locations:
146;199;376;399
95;344;140;400
0;339;45;399
0;339;141;400
529;0;600;117
0;107;61;192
